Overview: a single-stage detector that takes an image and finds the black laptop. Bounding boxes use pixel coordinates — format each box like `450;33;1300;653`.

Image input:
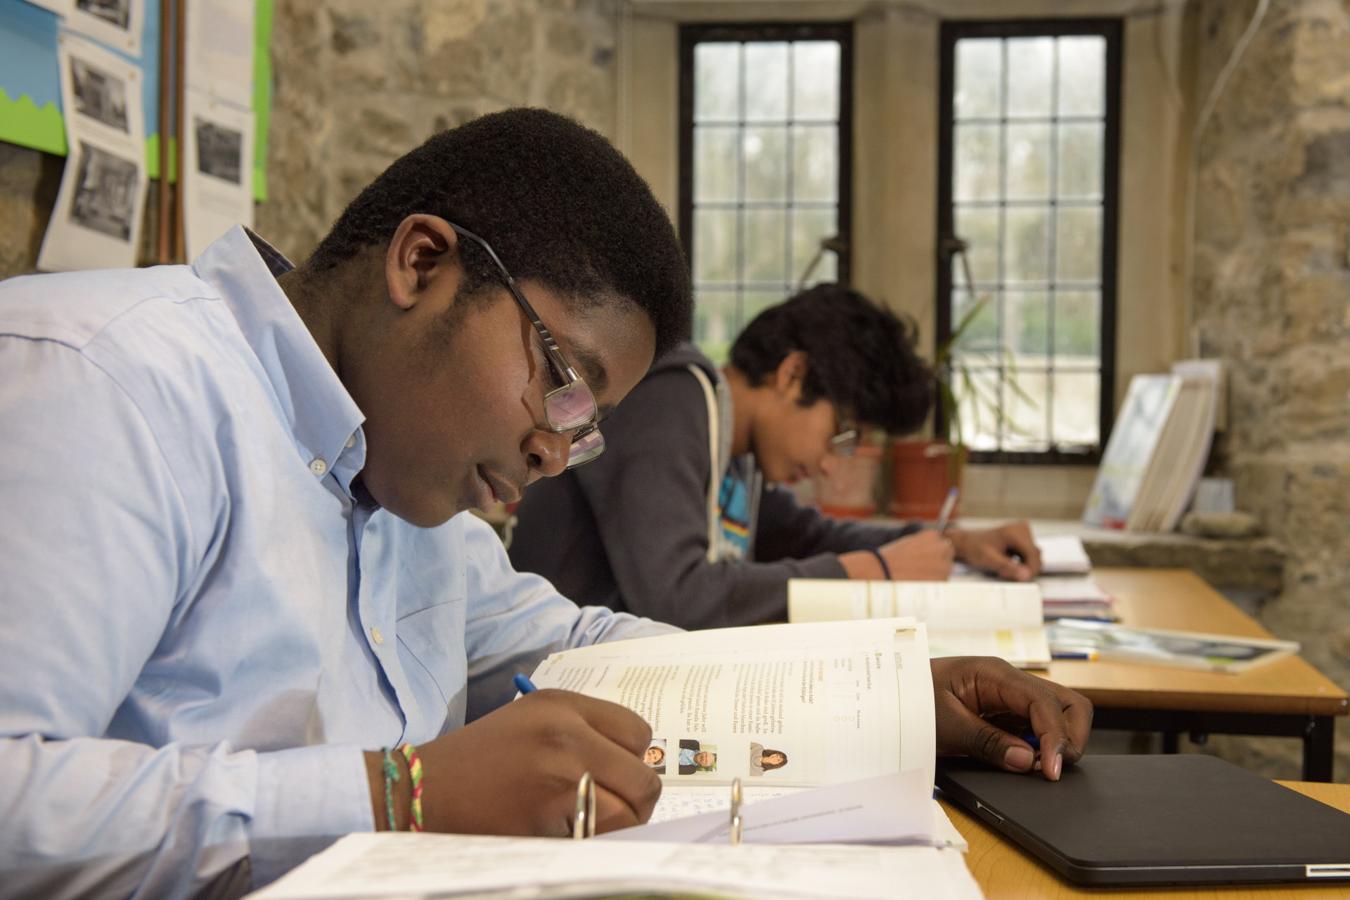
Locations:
937;754;1350;886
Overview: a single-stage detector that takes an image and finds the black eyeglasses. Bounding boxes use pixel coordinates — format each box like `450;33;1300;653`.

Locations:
447;223;605;468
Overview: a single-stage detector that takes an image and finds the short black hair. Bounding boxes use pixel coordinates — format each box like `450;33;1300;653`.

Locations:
306;108;691;356
729;284;934;435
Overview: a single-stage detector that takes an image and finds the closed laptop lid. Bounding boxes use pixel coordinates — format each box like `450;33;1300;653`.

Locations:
937;754;1350;886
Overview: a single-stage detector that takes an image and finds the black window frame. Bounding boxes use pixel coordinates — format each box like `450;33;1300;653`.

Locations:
936;18;1122;466
678;21;856;341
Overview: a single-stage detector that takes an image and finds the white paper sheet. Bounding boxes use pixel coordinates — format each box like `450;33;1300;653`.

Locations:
183;87;254;259
1035;534;1093;574
66;0;142;57
38;30;147;272
602;769;939;847
184;0;254;105
249;832;983;900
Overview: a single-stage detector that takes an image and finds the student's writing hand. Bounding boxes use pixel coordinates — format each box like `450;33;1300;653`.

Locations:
841;531;954;581
930;657;1092;781
947;521;1042;581
365;689;660;836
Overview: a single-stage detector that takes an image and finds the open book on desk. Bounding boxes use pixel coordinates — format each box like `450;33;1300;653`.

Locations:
1048;619;1300;673
787;580;1050;668
528;618;937;814
252;620;982;900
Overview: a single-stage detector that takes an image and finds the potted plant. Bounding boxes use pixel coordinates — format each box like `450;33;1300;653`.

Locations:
889;242;1031;520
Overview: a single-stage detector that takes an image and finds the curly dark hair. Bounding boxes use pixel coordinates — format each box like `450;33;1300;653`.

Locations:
728;284;934;435
305;108;691;356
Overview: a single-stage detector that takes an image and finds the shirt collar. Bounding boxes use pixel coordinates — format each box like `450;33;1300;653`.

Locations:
192;226;366;492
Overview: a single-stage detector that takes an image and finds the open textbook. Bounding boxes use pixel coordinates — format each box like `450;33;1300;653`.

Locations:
251;619;983;900
787;580;1051;668
528;618;937;810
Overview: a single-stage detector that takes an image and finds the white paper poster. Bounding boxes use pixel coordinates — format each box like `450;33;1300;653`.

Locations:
184;0;254;106
66;0;143;57
38;31;148;272
183;87;254;259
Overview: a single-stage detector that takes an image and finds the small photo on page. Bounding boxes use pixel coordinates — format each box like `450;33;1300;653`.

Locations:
642;739;667;775
70;56;130;133
194;117;244;185
677;739;717;775
77;0;131;29
69;140;139;241
748;741;790;777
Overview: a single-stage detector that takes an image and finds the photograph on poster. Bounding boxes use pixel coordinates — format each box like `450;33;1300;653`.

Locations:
71;57;129;133
75;0;129;29
195;117;243;184
58;32;145;146
70;140;139;240
183;88;254;258
67;0;142;56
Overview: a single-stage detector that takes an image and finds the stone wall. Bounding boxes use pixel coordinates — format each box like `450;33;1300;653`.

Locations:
1189;0;1350;778
0;0;621;276
257;0;622;261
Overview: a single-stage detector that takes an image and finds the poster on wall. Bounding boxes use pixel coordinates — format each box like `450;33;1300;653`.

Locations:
38;31;147;271
66;0;143;57
185;0;254;106
183;87;254;258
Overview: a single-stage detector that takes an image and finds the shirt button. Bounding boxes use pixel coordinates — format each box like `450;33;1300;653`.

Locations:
345;434;357;449
309;458;328;476
370;626;384;645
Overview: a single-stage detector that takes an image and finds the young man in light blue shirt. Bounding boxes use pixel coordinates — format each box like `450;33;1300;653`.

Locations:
0;108;1091;897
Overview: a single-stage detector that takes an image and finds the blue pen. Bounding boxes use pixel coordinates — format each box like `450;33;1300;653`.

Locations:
935;486;959;532
1020;732;1041;751
513;673;538;695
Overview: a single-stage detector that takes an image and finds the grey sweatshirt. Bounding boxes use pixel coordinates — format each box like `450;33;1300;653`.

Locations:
506;342;919;629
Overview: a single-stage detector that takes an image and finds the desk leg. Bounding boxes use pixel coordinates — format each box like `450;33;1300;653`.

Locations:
1304;716;1335;782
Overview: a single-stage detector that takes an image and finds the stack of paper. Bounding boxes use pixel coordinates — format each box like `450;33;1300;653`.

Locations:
946;535;1116;623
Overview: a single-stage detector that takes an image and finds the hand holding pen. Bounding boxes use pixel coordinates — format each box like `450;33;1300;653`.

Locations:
363;672;659;837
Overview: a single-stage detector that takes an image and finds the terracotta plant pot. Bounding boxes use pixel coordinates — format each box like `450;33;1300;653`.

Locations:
815;444;883;519
889;439;965;521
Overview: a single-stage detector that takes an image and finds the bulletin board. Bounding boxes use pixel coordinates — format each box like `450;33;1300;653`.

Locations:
0;0;273;200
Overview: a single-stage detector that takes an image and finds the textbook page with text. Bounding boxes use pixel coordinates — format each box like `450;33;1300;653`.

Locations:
528;617;936;794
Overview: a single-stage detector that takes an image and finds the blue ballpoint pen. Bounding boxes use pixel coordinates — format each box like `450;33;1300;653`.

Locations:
935;486;959;532
513;673;538;695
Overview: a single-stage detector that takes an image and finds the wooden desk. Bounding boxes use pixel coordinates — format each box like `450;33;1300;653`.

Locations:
942;781;1350;898
1049;569;1347;781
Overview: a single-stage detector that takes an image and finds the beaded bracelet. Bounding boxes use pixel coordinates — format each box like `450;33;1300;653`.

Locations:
381;747;402;831
867;546;893;580
398;742;425;832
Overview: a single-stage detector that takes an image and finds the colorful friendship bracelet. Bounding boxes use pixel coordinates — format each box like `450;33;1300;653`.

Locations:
866;546;893;580
399;742;425;832
381;747;402;831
